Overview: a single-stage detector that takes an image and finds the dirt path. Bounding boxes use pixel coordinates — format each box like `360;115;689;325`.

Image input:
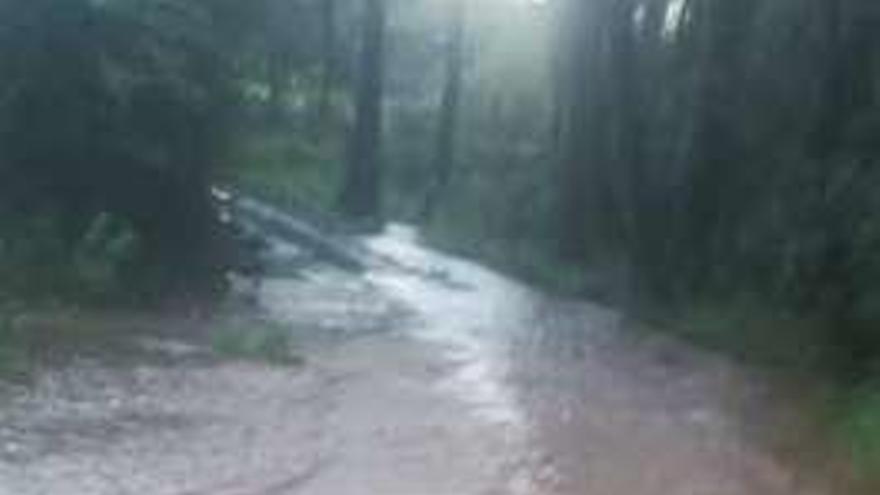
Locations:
0;225;857;494
0;270;530;495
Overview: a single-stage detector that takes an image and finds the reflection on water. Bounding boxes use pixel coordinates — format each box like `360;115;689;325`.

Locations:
366;224;849;495
367;224;528;430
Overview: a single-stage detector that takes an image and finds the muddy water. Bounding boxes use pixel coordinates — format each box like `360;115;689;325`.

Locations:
0;223;854;494
366;225;852;495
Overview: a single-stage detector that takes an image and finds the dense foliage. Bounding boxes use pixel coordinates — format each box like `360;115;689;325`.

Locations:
2;0;879;375
380;0;880;376
0;0;242;299
0;0;330;300
553;0;880;374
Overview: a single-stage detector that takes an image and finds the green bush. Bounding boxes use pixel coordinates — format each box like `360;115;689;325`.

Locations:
0;0;240;299
0;309;32;381
663;301;833;370
72;213;141;301
842;386;880;480
223;132;343;213
0;212;140;303
212;320;302;366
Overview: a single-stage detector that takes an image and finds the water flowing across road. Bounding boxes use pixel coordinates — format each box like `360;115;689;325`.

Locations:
0;222;855;494
362;224;851;494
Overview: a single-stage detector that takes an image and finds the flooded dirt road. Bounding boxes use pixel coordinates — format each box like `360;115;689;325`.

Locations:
0;225;854;494
367;226;854;494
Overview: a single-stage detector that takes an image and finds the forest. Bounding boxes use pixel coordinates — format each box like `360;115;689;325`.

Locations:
2;0;880;489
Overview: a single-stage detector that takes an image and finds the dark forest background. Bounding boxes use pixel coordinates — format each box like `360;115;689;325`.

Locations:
2;0;880;474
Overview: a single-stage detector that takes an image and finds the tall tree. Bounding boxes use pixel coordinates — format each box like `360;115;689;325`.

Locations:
557;0;597;261
421;0;466;221
316;0;338;131
339;0;387;224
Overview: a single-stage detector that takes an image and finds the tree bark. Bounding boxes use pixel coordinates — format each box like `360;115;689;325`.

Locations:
316;0;337;133
421;0;465;221
339;0;386;224
558;0;619;261
557;0;595;260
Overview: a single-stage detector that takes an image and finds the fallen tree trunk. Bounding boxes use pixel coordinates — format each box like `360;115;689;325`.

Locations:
233;197;367;273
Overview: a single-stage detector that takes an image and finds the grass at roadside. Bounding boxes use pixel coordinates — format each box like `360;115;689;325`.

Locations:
0;311;32;382
211;319;303;366
0;303;306;388
658;303;880;489
0;307;134;383
655;302;834;371
658;302;880;489
423;223;591;297
841;386;880;488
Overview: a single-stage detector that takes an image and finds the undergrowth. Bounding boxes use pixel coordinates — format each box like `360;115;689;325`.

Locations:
841;385;880;486
0;309;31;382
222;132;343;214
212;319;303;366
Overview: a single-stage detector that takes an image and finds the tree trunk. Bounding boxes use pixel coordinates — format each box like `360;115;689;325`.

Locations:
316;0;337;134
606;0;649;304
808;0;876;159
548;0;570;155
559;0;622;261
421;0;465;221
557;0;596;260
339;0;386;224
266;48;289;125
678;0;756;291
